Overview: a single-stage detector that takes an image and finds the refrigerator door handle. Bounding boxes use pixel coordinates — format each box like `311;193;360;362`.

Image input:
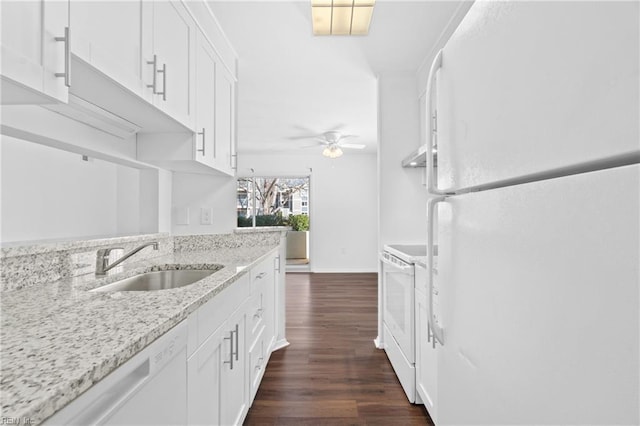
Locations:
427;50;451;197
428;196;446;346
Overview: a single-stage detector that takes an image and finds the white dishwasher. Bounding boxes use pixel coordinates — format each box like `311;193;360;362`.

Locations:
380;244;426;403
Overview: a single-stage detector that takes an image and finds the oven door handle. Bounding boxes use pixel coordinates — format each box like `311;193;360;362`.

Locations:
380;253;413;273
428;196;446;346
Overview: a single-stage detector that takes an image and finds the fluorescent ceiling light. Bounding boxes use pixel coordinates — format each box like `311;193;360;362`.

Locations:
312;0;375;36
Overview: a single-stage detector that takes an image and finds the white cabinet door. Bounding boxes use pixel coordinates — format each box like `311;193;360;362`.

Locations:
70;0;144;96
194;34;217;168
221;302;249;426
187;326;224;425
1;0;69;104
147;0;194;127
214;63;235;175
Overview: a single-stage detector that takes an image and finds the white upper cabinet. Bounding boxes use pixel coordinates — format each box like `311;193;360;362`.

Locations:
214;63;236;174
194;34;217;168
143;0;195;128
137;29;237;176
1;0;70;104
70;1;145;98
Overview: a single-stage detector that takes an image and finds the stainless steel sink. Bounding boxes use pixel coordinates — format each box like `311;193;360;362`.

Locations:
91;269;217;292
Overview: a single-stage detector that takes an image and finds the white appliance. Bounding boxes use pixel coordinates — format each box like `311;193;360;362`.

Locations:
380;244;426;402
421;1;640;425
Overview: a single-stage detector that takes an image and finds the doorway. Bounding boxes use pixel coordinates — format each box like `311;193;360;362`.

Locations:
237;176;311;270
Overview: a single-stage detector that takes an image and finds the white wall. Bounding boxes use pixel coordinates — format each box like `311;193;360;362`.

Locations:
377;72;429;247
0;135;145;242
171;173;236;235
238;152;378;272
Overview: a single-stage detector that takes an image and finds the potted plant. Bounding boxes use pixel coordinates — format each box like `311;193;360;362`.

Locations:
286;214;309;262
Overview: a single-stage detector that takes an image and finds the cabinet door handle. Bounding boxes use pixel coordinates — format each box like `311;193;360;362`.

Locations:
234;323;239;361
231;154;237;170
146;55;158;94
54;26;71;87
223;329;234;370
196;128;206;156
157;63;167;101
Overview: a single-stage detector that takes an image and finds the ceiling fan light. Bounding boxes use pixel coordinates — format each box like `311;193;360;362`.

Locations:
323;145;344;158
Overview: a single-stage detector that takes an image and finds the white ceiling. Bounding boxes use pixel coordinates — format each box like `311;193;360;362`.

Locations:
208;0;467;155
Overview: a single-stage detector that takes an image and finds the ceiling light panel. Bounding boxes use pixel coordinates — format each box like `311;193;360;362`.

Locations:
331;6;352;35
311;0;375;36
312;6;332;35
350;6;373;35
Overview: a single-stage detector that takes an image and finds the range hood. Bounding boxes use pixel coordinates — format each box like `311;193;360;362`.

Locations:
401;144;427;167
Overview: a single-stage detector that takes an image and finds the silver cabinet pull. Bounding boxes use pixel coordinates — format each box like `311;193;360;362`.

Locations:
427;197;446;346
231;154;238;170
234;323;239;361
223;329;234;370
274;256;280;273
196;128;206;156
54;26;71;87
146;55;158;94
157;63;166;101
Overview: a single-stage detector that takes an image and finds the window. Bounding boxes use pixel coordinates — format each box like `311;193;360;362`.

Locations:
237;176;310;227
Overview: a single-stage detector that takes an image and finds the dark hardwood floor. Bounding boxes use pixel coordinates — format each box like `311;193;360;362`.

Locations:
244;273;433;425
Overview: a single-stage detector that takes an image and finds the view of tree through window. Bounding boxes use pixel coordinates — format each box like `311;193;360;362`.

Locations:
237;177;310;227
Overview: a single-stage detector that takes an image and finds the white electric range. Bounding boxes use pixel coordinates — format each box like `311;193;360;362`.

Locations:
380;243;427;403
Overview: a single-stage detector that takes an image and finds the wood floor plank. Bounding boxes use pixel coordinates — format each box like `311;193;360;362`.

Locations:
244;273;432;425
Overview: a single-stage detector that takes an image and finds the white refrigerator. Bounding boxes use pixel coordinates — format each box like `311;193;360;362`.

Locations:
422;1;640;425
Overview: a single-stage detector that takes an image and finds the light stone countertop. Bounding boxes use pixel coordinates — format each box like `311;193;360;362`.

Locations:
0;244;278;425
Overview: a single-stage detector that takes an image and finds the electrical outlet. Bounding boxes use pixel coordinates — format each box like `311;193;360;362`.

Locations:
200;207;213;225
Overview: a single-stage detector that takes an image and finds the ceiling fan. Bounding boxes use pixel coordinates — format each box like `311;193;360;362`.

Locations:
294;130;366;158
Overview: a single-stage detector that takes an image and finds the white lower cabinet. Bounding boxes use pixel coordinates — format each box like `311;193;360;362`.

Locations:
187;300;248;426
45;250;282;426
186;251;279;426
44;321;188;425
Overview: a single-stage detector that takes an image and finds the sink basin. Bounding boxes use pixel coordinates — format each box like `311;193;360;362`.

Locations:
91;269;217;292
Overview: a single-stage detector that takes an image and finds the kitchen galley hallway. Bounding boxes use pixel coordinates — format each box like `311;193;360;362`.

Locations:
244;273;432;425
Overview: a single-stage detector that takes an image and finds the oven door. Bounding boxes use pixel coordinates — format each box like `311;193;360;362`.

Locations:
381;251;415;363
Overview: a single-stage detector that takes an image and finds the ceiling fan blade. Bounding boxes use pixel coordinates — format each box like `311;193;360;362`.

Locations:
341;143;366;149
286;134;320;140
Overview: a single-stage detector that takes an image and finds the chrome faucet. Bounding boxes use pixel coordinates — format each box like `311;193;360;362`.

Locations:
96;242;159;276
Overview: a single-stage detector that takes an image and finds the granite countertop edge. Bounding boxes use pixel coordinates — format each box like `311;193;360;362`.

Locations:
0;244;278;425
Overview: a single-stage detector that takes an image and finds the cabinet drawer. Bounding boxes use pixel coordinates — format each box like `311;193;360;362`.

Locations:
250;255;274;294
248;291;265;348
196;273;250;348
248;329;266;404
